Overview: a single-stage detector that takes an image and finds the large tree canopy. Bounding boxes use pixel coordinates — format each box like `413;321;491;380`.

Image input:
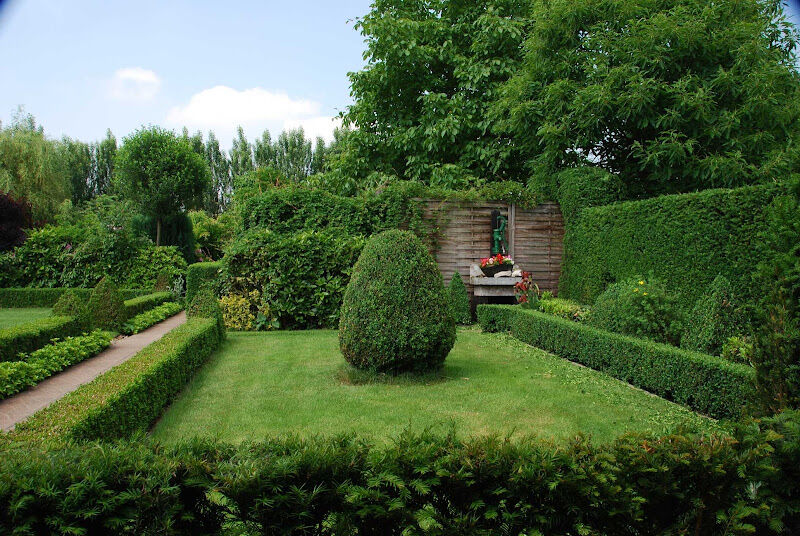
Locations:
496;0;800;198
114;127;210;245
335;0;533;192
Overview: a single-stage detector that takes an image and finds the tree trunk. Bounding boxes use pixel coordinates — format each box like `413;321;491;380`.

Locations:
156;217;162;246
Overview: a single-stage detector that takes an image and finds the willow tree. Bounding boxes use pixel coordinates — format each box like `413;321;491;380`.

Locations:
114;127;210;245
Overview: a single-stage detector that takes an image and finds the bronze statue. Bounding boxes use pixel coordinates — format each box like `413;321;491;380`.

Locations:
490;209;508;255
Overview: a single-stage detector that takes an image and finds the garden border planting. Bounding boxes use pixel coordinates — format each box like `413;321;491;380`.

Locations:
0;316;85;362
122;291;174;319
121;301;184;335
6;316;222;443
1;411;798;534
477;305;754;419
0;288;150;308
0;330;114;400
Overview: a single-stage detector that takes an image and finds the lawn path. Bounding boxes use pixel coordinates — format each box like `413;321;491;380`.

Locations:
0;312;186;432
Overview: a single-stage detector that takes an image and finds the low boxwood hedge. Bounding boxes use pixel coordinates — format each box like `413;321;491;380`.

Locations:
8;316;221;443
477;305;754;419
121;302;184;335
122;291;174;320
0;330;114;400
0;316;85;362
0;288;150;308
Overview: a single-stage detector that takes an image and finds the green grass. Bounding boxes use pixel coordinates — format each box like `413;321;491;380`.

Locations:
151;328;715;444
0;308;52;329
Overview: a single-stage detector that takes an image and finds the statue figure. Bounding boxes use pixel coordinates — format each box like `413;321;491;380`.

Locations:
490;209;508;255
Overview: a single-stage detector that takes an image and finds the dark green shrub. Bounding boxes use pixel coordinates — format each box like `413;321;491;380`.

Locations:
556;167;624;221
448;272;471;324
339;230;455;374
132;212;197;263
187;289;225;342
5;414;800;534
681;276;742;356
88;277;125;330
153;271;171;292
9;317;221;442
560;182;790;314
51;289;90;329
589;276;680;345
223;230;365;329
0;316;84;362
122;246;187;289
185;261;222;304
477;305;753;419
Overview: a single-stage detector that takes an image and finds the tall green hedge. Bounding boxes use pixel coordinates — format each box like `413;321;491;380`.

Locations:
477;305;754;419
223;229;365;329
560;182;789;312
185;261;222;304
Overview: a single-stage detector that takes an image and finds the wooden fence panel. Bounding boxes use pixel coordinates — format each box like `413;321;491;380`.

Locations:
421;200;564;299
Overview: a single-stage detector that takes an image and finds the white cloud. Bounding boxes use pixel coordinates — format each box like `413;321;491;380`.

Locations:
109;67;161;102
165;86;338;148
283;116;342;143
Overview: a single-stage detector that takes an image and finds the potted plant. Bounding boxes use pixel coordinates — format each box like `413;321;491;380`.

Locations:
480;254;514;277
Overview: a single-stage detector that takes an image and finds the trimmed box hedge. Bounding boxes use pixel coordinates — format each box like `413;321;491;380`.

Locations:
185;261;221;304
121;291;174;319
8;317;221;443
477;305;754;419
0;315;85;362
0;288;150;308
560;181;790;312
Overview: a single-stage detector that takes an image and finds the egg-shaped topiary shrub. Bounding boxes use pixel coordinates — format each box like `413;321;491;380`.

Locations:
339;229;455;374
88;277;125;331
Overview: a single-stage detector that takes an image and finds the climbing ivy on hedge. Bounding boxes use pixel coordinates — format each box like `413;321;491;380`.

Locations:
222;229;365;329
560;181;789;313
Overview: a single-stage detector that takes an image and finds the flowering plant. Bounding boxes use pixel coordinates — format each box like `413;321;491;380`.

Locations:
480;254;514;268
515;271;540;309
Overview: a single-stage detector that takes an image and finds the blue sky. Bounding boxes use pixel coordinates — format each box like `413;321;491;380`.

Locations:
1;0;799;149
0;0;372;147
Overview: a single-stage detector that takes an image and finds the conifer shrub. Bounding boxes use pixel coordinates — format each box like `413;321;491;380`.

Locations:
87;277;125;331
448;271;471;324
51;290;90;330
339;230;455;373
681;276;742;356
187;288;225;342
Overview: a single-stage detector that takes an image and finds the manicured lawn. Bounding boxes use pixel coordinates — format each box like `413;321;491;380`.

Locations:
152;328;715;444
0;308;52;329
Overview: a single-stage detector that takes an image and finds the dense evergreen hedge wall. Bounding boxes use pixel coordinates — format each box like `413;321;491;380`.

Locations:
2;412;799;534
560;182;789;311
185;261;222;304
223;229;365;329
477;305;754;419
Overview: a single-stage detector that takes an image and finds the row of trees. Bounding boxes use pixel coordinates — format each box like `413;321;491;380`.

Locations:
0;106;339;222
333;0;800;199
